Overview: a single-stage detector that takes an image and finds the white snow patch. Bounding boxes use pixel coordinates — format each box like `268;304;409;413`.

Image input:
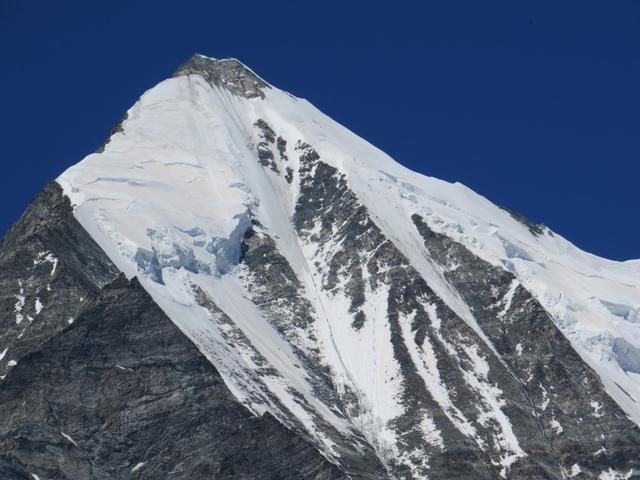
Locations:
591;400;604;418
498;280;519;318
419;413;444;450
14;281;25;325
539;385;550;411
35;297;43;315
550;417;563;434
60;431;79;447
599;468;635;479
34;251;58;276
569;464;582;477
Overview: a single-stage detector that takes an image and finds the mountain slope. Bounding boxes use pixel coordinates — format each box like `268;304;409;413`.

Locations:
2;54;639;479
0;183;356;480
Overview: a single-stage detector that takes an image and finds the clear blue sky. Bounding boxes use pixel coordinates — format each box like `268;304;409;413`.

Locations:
1;1;638;260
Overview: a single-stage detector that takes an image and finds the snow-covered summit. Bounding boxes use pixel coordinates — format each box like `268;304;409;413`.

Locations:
56;55;640;478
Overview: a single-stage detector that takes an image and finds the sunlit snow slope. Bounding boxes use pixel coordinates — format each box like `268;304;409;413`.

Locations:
57;55;640;479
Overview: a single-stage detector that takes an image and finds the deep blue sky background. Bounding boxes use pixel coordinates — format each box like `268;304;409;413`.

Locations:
1;1;638;260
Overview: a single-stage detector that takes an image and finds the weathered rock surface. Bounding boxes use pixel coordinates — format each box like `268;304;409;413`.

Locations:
0;182;120;379
412;214;640;478
0;184;347;480
173;53;269;99
0;275;345;479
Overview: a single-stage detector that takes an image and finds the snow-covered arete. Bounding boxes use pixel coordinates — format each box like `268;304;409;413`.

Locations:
57;54;640;478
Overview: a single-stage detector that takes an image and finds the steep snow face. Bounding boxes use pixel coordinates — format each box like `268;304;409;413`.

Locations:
57;55;640;476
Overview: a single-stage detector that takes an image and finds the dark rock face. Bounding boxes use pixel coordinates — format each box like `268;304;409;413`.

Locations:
173;54;269;99
96;112;128;153
277;136;288;161
498;205;548;237
412;214;640;478
0;182;120;379
0;183;347;479
254;120;281;173
0;276;344;480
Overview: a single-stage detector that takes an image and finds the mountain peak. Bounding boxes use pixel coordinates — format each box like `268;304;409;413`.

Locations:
173;53;270;99
49;56;640;478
